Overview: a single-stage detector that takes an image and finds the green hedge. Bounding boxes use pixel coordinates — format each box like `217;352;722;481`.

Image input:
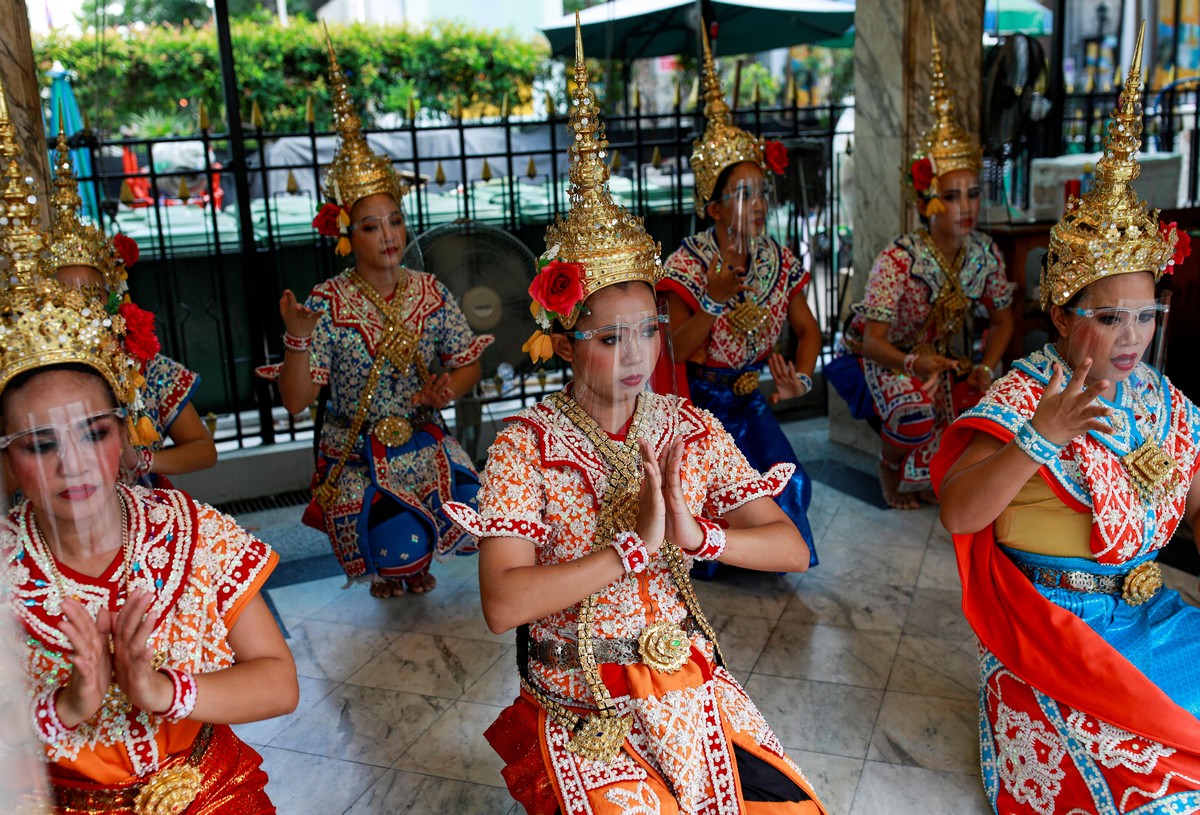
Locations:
35;16;551;135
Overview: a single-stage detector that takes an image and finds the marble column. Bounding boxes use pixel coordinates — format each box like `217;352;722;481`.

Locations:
0;0;50;220
833;0;983;453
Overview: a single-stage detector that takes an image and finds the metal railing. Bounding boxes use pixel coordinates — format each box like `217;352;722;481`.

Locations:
72;97;854;448
69;82;1198;449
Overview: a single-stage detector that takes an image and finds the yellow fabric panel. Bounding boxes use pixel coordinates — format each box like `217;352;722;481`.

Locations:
994;475;1094;559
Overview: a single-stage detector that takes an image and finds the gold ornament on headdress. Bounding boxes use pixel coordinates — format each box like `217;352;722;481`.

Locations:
47;124;128;296
690;27;766;215
322;31;409;216
527;13;662;344
909;24;983;216
1041;21;1180;310
0;75;49;284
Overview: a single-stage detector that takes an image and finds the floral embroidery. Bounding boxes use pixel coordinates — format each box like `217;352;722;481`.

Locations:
1065;711;1176;774
994;701;1068;815
603;781;662;814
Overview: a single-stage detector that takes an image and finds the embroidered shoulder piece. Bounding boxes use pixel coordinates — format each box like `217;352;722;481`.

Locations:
441;334;495;368
707;463;795;516
442;504;550;546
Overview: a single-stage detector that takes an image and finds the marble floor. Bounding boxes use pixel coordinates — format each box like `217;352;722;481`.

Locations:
230;418;1200;815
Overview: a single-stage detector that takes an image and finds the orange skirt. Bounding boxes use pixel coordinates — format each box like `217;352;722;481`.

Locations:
50;724;273;815
488;661;826;815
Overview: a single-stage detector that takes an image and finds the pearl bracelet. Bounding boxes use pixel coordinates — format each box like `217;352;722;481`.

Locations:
612;531;649;574
1013;421;1063;467
282;332;313;353
698;292;726;316
32;688;75;745
903;353;919;377
159;668;198;722
690;516;727;561
797;372;814;396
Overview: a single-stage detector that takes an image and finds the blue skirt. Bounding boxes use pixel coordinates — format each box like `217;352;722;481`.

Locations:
687;364;818;567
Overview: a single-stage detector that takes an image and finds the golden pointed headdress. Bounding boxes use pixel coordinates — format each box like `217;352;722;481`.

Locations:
912;25;982;186
47;124;128;296
0;74;49;284
1041;22;1181;309
0;84;149;430
690;27;767;215
529;14;662;334
322;31;408;213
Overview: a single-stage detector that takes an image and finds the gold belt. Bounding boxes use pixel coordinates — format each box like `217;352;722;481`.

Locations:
1015;559;1163;606
531;619;701;673
53;724;212;814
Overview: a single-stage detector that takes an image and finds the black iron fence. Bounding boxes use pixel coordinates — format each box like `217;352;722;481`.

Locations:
69;83;1198;449
72;97;854;449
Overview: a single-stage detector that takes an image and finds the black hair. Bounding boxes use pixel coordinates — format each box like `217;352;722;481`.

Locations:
699;163;745;224
0;363;118;419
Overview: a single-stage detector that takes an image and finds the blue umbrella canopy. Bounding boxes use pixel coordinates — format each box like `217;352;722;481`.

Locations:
46;62;98;222
985;0;1053;36
542;0;855;60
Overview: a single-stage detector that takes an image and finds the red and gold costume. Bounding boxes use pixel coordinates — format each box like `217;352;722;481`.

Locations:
931;27;1200;813
444;18;825;815
3;486;278;812
446;393;822;814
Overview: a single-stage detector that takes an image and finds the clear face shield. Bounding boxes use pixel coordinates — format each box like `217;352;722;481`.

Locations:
347;198;424;272
0;401;128;566
1060;292;1171;389
568;300;679;432
715;176;779;257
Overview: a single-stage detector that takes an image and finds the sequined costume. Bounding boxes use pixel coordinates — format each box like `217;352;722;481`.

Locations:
444;392;825;815
259;269;491;581
837;230;1013;490
2;485;278;812
660;228;817;564
931;346;1200;813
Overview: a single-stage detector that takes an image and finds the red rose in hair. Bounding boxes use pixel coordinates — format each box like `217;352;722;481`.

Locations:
312;203;343;238
1161;221;1192;272
764;140;788;175
112;233;139;267
529;260;585;318
117;302;161;364
911;157;934;192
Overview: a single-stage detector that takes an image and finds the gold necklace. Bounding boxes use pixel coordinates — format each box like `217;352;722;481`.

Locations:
1122;379;1179;504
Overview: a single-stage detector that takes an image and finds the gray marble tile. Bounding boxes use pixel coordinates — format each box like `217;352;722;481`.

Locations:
303;579;436;633
256;745;385;815
231;676;339;747
460;645;521;707
264;575;346;619
903;588;972;641
888;633;979;702
345;768;516;814
810;538;925;589
269;683;450;767
755;623;900;689
1163;563;1200;608
823;496;935;550
432;551;482;589
706;613;776;673
285;618;397;682
782;577;913;633
743;674;883;758
916;543;961;592
691;569;799;622
392;701;508;787
850;760;991;815
786;749;863;815
866;691;980;775
409;586;513;645
346;632;510;699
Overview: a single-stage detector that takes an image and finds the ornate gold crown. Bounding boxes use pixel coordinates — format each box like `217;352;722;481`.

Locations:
0;75;49;284
322;32;409;213
536;15;662;330
914;24;982;178
47;127;128;296
1042;22;1179;309
0;276;143;408
691;28;766;215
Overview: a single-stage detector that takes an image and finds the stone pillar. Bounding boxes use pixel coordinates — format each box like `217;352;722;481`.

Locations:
0;0;50;215
832;0;983;453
